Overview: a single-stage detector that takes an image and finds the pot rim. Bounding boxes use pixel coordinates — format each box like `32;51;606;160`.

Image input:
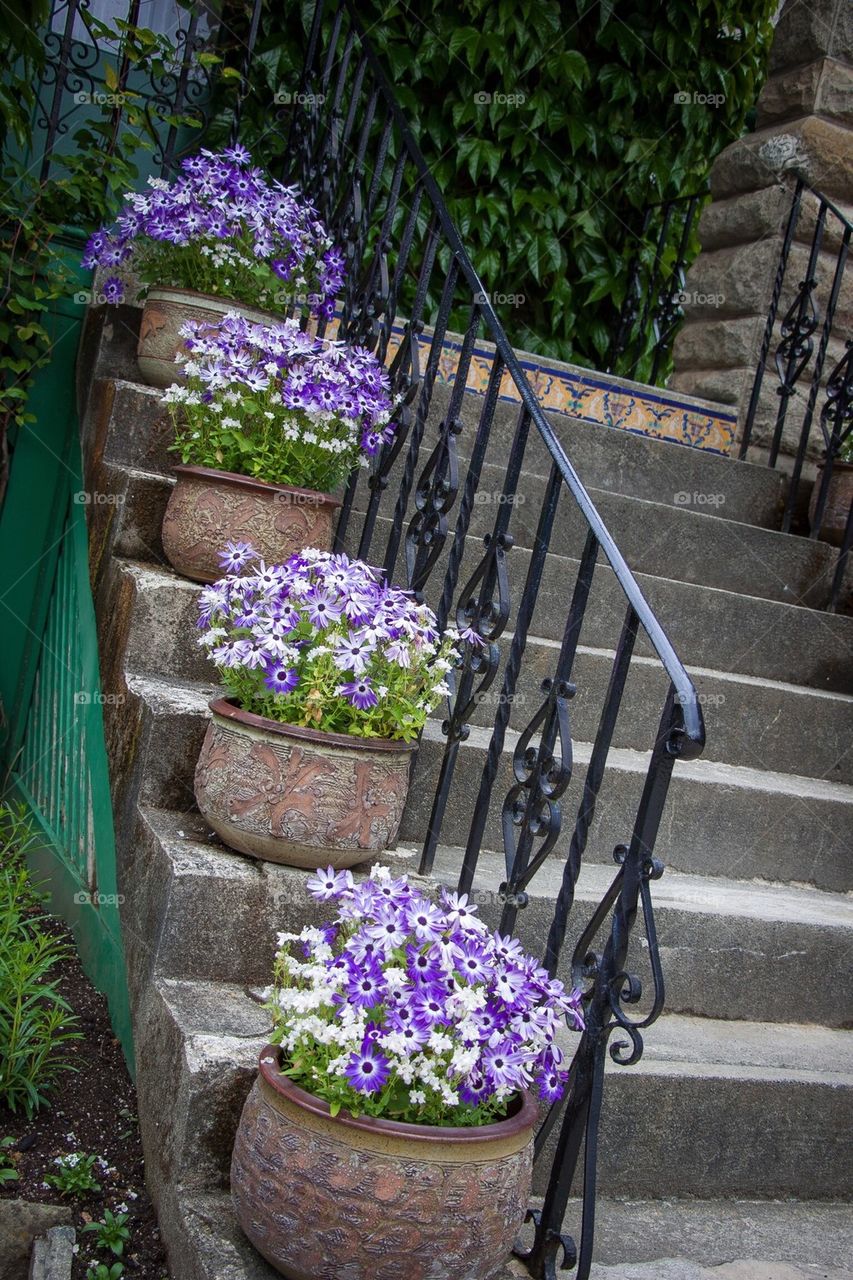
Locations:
172;463;341;505
208;695;418;753
258;1044;538;1142
143;285;283;317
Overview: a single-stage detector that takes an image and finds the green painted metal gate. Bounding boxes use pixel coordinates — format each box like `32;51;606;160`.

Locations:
0;237;133;1067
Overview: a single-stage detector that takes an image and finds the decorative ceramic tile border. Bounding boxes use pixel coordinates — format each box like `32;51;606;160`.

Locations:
329;316;737;455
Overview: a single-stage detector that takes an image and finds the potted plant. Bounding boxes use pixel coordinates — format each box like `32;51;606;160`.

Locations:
194;548;459;866
809;436;853;546
81;144;344;387
231;865;585;1280
160;313;397;581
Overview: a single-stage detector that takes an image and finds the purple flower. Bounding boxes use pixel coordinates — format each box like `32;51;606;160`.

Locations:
405;899;446;943
456;941;491;984
305;586;343;629
347;965;386;1009
263;663;299;695
406;944;445;987
344;1046;390;1094
365;907;407;951
336;677;378;711
483;1041;530;1091
102;276;124;304
411;989;448;1028
306;866;354;901
218;541;258;572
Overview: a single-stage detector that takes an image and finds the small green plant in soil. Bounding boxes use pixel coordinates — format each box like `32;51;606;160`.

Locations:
86;1264;125;1280
0;803;82;1116
45;1151;102;1197
0;1136;19;1184
83;1208;131;1256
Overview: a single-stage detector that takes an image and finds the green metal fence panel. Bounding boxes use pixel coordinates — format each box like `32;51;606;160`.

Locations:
0;237;133;1068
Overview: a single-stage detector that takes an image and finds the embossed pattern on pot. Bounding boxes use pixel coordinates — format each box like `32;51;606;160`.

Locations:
231;1062;535;1280
161;466;340;584
194;700;415;867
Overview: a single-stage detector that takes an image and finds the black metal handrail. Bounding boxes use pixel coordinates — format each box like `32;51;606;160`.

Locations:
31;2;708;1273
285;5;705;1276
740;178;852;612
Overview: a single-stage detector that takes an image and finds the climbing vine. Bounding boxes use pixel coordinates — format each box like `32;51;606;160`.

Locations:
214;0;776;368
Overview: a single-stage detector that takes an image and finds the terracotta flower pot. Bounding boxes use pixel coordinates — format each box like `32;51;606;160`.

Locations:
194;698;415;867
161;464;340;584
136;286;279;389
809;460;853;547
231;1045;536;1280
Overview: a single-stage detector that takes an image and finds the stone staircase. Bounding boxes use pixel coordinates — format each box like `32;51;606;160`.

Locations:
77;304;853;1279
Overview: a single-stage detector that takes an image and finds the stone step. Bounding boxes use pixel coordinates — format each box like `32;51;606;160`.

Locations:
117;675;853;893
133;977;853;1204
127;806;853;1029
352;514;853;693
88;376;807;610
402;721;853;894
166;1192;853;1280
84;342;786;533
94;432;853;696
353;453;836;609
112;556;853;786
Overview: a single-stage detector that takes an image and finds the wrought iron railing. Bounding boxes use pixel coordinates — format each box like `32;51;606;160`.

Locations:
282;4;705;1276
25;0;707;1270
32;0;218;183
606;188;707;386
739;178;852;612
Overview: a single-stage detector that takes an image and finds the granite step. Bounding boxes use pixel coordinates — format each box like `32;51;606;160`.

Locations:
125;805;853;1029
114;675;853;893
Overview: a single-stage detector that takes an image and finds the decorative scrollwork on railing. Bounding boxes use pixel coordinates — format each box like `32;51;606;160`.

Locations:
773;276;819;400
404;410;463;596
819;339;853;457
443;531;513;742
500;676;575;896
517;839;666;1280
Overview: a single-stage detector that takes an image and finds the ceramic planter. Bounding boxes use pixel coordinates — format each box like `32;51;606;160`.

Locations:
161;464;340;584
136;287;279;388
809;460;853;546
231;1045;537;1280
194;699;415;867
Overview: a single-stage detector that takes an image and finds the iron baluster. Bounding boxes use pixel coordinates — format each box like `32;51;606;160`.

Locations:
339;145;404;350
519;691;680;1280
382;256;460;582
457;463;564;898
404;302;481;595
227;0;263;146
606;207;651;374
417;381;522;878
740;180;804;458
334;211;437;561
768;203;827;467
498;530;601;937
542;604;640;977
37;0;98;181
156;7;204;175
783;229;851;533
810;339;853;538
649;194;701;384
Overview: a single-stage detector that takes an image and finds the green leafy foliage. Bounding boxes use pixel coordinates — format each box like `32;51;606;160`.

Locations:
82;1209;132;1257
45;1151;102;1196
0;804;82;1117
0;9;204;463
211;0;775;373
0;1135;20;1184
86;1264;125;1280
